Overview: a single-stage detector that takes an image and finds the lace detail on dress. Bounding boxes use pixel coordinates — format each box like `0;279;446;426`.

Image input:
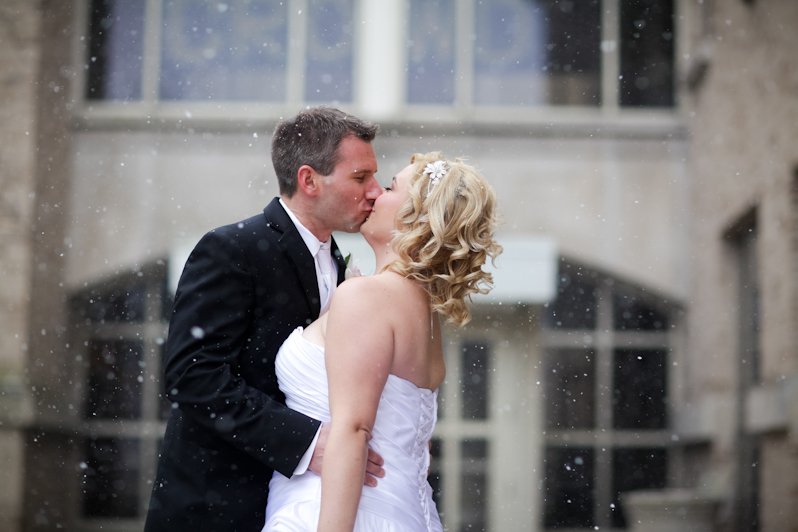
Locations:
414;389;438;531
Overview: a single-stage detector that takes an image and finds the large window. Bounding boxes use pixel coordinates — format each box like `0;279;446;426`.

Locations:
434;339;493;532
542;260;676;529
80;0;675;113
71;263;172;526
409;0;603;107
84;0;354;104
728;212;761;532
158;0;295;101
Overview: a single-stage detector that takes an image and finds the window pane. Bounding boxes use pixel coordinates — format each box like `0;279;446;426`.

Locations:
613;293;668;331
305;0;354;103
620;0;674;107
736;225;761;385
461;342;489;420
474;0;547;105
460;439;488;532
539;0;601;105
611;448;667;528
82;438;140;517
86;0;145;100
613;349;667;429
407;0;456;104
474;0;601;106
159;342;173;420
436;378;445;420
736;436;761;532
161;275;175;323
85;340;144;420
82;281;146;323
160;0;288;101
544;447;594;528
545;266;598;330
545;349;595;430
429;438;444;517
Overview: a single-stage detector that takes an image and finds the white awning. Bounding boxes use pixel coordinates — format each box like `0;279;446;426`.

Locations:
333;233;557;305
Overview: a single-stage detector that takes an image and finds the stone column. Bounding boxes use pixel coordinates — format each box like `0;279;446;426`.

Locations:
0;2;43;532
21;0;79;530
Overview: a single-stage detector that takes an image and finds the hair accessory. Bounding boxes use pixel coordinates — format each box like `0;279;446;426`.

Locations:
424;161;448;196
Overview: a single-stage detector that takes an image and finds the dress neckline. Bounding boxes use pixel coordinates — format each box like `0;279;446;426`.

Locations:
295;327;437;395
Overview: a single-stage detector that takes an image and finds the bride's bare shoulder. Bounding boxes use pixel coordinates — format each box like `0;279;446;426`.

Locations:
331;273;407;309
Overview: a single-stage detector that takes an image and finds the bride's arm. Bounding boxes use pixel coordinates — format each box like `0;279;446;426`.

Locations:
318;278;394;532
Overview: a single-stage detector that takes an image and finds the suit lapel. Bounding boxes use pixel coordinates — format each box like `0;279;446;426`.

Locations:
263;198;322;317
331;238;347;285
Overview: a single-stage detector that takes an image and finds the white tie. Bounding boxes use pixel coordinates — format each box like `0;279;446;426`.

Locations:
318;241;334;313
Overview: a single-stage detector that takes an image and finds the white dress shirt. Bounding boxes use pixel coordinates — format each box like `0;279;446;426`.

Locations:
278;198;337;475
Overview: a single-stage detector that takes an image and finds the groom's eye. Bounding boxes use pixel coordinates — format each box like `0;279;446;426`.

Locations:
384;187;392;192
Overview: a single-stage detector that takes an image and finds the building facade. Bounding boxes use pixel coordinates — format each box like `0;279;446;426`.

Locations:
679;0;798;531
0;0;794;531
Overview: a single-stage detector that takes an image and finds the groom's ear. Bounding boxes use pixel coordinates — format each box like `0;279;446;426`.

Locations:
296;165;320;197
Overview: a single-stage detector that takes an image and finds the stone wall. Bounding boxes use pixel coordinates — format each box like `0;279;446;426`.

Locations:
0;2;42;531
21;0;78;530
686;0;798;529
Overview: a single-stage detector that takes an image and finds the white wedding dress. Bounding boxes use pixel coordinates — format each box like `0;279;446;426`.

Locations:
262;327;443;532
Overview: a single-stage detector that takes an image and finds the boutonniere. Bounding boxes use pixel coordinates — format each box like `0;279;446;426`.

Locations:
344;253;362;280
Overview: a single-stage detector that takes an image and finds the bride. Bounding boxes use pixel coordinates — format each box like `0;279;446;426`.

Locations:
262;152;501;532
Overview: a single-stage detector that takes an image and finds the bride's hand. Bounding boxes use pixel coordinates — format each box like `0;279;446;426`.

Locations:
309;422;386;487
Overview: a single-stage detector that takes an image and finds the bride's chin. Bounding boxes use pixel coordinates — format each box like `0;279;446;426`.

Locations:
360;227;386;250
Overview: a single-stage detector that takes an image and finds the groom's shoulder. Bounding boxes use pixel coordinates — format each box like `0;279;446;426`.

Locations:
208;198;287;241
207;212;276;244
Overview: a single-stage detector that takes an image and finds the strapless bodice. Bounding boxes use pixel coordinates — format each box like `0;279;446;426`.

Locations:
263;327;442;532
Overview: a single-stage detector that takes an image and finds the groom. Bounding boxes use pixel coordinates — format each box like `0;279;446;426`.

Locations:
145;107;384;532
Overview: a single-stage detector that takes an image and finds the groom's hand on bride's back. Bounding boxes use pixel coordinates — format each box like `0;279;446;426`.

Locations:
309;422;386;487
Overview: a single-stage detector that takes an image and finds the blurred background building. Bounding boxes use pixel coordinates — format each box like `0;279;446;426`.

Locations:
0;0;796;531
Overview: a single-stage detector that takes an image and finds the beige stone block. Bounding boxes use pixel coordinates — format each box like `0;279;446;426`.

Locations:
0;432;23;532
759;433;798;532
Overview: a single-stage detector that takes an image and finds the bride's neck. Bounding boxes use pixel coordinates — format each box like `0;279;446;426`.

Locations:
372;241;399;274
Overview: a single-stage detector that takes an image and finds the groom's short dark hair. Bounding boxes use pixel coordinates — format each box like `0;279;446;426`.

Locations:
272;106;379;197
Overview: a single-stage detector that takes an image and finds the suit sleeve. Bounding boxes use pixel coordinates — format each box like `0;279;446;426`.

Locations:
163;230;320;477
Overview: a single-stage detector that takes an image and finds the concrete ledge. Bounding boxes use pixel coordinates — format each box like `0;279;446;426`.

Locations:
0;375;32;429
675;393;731;442
623;489;721;532
786;376;798;443
745;375;798;435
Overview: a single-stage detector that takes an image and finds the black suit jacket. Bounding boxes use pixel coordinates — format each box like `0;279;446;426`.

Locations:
145;198;347;532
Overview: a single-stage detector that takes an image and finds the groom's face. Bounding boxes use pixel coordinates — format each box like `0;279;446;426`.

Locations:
315;136;381;233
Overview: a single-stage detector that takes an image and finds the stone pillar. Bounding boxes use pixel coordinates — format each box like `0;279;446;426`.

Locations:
0;2;43;532
21;0;78;530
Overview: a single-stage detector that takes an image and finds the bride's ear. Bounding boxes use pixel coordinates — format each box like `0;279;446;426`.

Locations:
296;165;320;197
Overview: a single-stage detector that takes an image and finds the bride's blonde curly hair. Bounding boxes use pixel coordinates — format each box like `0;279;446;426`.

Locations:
385;152;502;326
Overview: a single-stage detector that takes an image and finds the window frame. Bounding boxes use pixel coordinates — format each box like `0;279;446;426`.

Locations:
540;262;682;530
725;209;762;531
70;0;683;130
434;333;497;532
67;262;170;530
433;303;542;532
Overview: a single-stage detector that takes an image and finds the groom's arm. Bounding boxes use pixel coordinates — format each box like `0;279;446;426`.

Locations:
306;422;385;485
163;229;319;477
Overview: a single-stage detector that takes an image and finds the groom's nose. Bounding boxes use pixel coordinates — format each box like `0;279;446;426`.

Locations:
364;176;382;201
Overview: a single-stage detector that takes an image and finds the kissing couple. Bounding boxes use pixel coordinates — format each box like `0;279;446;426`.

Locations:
144;106;501;532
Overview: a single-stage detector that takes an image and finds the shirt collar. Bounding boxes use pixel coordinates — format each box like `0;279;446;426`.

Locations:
278;198;330;257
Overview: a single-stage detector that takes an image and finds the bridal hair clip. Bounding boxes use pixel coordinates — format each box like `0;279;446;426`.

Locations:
424;161;448;196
